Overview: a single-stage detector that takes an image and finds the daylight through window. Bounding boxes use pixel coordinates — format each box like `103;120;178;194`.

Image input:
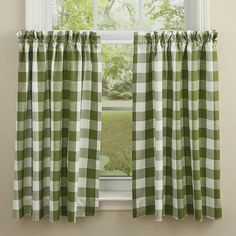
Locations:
52;0;185;30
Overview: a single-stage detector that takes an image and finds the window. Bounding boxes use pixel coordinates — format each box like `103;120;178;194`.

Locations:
25;0;210;32
52;0;185;30
25;0;210;209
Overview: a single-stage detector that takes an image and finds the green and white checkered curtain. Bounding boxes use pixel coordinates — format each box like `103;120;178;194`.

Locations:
132;31;222;221
13;31;102;222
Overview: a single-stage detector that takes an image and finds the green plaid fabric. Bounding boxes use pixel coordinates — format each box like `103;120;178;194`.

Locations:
13;30;102;222
132;31;222;221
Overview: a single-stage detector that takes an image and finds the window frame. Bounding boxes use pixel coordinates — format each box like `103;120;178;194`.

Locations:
24;0;210;210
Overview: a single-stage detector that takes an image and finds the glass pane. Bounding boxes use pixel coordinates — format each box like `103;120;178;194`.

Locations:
97;0;138;30
102;45;133;102
52;0;94;30
143;0;185;30
52;0;185;30
100;111;132;176
100;45;132;177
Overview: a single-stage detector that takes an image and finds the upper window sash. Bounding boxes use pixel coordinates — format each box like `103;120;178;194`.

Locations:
25;0;211;43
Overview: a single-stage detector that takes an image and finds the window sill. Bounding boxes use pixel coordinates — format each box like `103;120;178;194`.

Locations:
99;190;132;211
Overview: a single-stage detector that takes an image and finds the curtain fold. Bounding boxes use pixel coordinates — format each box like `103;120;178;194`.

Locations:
132;31;222;221
13;30;102;222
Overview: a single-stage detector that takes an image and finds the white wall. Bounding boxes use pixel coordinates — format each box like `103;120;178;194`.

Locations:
0;1;236;235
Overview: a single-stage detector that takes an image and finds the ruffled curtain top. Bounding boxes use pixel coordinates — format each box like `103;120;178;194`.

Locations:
134;31;218;47
17;30;100;45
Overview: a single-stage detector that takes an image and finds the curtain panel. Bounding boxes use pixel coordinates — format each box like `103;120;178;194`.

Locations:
132;31;222;221
13;31;102;222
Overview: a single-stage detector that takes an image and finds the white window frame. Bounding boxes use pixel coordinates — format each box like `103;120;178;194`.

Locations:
24;0;210;210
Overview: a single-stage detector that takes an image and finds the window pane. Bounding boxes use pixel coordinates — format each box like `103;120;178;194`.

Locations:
100;111;132;176
98;0;138;30
52;0;185;30
52;0;94;30
102;45;133;101
143;0;185;30
100;45;132;177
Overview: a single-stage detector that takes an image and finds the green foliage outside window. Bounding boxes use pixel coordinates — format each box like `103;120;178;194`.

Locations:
102;45;133;100
53;0;94;30
144;0;184;30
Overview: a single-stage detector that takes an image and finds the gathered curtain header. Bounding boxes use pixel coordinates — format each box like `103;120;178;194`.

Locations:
16;30;101;45
17;30;217;46
134;31;218;46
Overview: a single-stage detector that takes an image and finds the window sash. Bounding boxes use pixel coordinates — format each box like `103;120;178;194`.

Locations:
100;176;132;191
102;107;132;111
25;0;211;44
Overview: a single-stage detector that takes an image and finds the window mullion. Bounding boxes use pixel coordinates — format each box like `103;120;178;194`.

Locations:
184;0;190;30
102;107;132;111
138;0;143;30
